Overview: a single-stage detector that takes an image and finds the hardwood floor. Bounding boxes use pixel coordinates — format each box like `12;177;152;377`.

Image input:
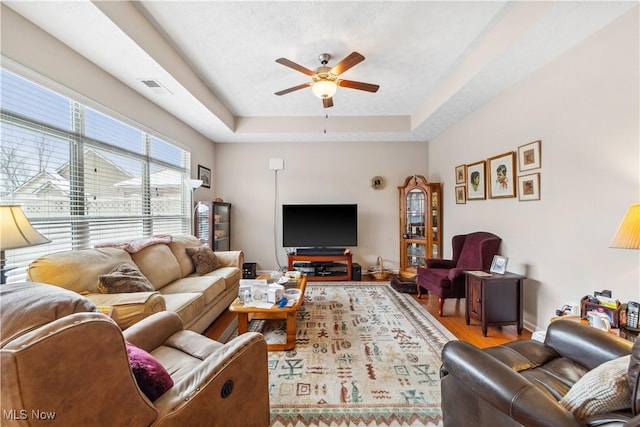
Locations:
204;290;532;348
411;292;531;348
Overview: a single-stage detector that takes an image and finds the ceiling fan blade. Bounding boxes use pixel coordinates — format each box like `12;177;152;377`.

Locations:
338;79;380;93
330;52;365;75
323;97;334;108
275;58;315;76
275;82;312;96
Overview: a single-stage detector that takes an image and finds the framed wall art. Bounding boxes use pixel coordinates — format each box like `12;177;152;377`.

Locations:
455;164;466;184
518;140;541;172
466;161;486;200
197;165;211;188
488;151;516;199
518;173;540;201
455;186;466;204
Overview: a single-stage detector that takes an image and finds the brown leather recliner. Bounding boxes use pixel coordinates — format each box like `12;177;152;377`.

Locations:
1;282;270;427
417;231;501;316
440;319;640;427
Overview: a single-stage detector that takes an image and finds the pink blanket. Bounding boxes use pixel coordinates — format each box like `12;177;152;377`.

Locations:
95;235;173;253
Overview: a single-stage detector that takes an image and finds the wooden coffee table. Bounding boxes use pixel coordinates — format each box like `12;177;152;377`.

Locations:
229;275;307;351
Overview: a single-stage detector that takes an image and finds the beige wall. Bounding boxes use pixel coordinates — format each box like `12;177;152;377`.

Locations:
214;141;428;273
428;7;639;331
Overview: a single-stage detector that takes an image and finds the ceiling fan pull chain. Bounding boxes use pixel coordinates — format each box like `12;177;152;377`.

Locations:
324;114;328;134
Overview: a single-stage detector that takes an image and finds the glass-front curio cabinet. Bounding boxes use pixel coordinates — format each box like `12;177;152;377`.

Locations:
194;201;231;251
398;175;442;275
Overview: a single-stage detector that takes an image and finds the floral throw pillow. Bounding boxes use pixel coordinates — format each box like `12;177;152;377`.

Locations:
186;246;220;275
97;263;155;294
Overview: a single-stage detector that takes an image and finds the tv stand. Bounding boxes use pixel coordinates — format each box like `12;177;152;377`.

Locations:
295;247;346;256
288;253;352;281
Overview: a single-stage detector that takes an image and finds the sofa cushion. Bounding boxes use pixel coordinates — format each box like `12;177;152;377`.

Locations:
98;263;155;294
205;266;241;291
559;355;631;419
159;276;225;305
130;244;182;290
186;246;220;276
0;282;98;346
161;293;205;327
152;331;224;384
168;235;202;277
27;247;134;294
125;342;173;401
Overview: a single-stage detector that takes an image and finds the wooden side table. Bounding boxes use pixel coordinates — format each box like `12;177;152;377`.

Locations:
464;271;525;337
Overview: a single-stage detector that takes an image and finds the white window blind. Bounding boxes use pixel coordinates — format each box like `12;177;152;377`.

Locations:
1;69;192;283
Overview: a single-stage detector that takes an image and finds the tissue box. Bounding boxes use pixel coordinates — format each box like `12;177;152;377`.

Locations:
268;284;285;303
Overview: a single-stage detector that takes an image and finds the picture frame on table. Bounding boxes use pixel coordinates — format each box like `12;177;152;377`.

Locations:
490;255;508;274
518;173;541;201
518;140;541;172
488;151;516;199
455;164;466;184
197;165;211;188
466;161;486;200
455;186;466;204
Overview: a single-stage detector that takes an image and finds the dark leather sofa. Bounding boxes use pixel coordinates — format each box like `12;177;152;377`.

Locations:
440;320;640;427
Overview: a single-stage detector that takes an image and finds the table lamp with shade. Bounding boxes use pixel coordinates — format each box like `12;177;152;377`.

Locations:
0;205;51;284
610;203;640;249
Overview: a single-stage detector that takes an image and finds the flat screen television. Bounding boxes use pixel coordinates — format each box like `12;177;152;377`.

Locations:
282;204;358;248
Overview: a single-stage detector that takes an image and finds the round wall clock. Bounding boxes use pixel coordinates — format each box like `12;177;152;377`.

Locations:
371;176;385;190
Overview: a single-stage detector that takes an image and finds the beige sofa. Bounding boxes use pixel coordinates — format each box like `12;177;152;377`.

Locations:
27;235;242;332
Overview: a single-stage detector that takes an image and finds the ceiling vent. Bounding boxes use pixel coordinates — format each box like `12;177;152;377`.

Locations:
138;79;173;95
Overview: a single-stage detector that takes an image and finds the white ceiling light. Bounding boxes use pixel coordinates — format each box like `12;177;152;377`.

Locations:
311;79;337;99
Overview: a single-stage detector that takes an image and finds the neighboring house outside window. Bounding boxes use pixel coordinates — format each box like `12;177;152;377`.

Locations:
0;68;192;283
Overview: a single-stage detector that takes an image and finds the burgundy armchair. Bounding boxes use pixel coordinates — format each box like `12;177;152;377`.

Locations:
417;231;501;316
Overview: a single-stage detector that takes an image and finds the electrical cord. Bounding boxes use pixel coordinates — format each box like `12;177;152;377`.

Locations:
556;304;573;316
273;169;283;271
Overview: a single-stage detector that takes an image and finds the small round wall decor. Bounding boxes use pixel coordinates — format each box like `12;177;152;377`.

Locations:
371;176;385;190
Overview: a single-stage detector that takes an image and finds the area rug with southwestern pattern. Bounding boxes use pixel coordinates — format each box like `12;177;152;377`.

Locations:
244;281;456;427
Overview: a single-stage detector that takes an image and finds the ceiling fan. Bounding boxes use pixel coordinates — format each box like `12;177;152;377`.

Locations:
274;52;379;108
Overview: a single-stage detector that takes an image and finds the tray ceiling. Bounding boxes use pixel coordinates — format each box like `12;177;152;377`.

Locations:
3;1;636;143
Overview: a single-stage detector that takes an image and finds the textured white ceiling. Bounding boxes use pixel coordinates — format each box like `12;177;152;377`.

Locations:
4;1;637;144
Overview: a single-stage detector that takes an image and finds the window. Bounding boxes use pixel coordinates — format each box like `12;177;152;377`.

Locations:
0;69;192;283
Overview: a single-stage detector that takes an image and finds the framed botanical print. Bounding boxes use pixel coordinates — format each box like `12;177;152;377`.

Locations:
518;140;541;172
455;185;466;204
466;161;486;200
197;165;211;188
488;151;516;199
518;173;540;201
455;164;466;184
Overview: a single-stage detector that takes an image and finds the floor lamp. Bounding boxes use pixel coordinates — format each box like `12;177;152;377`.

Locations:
0;205;51;284
187;179;203;235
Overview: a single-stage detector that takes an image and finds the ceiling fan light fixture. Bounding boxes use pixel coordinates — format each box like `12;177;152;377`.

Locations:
312;79;337;99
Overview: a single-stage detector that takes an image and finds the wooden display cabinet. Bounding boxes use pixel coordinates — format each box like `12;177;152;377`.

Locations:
193;201;231;251
398;175;442;276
